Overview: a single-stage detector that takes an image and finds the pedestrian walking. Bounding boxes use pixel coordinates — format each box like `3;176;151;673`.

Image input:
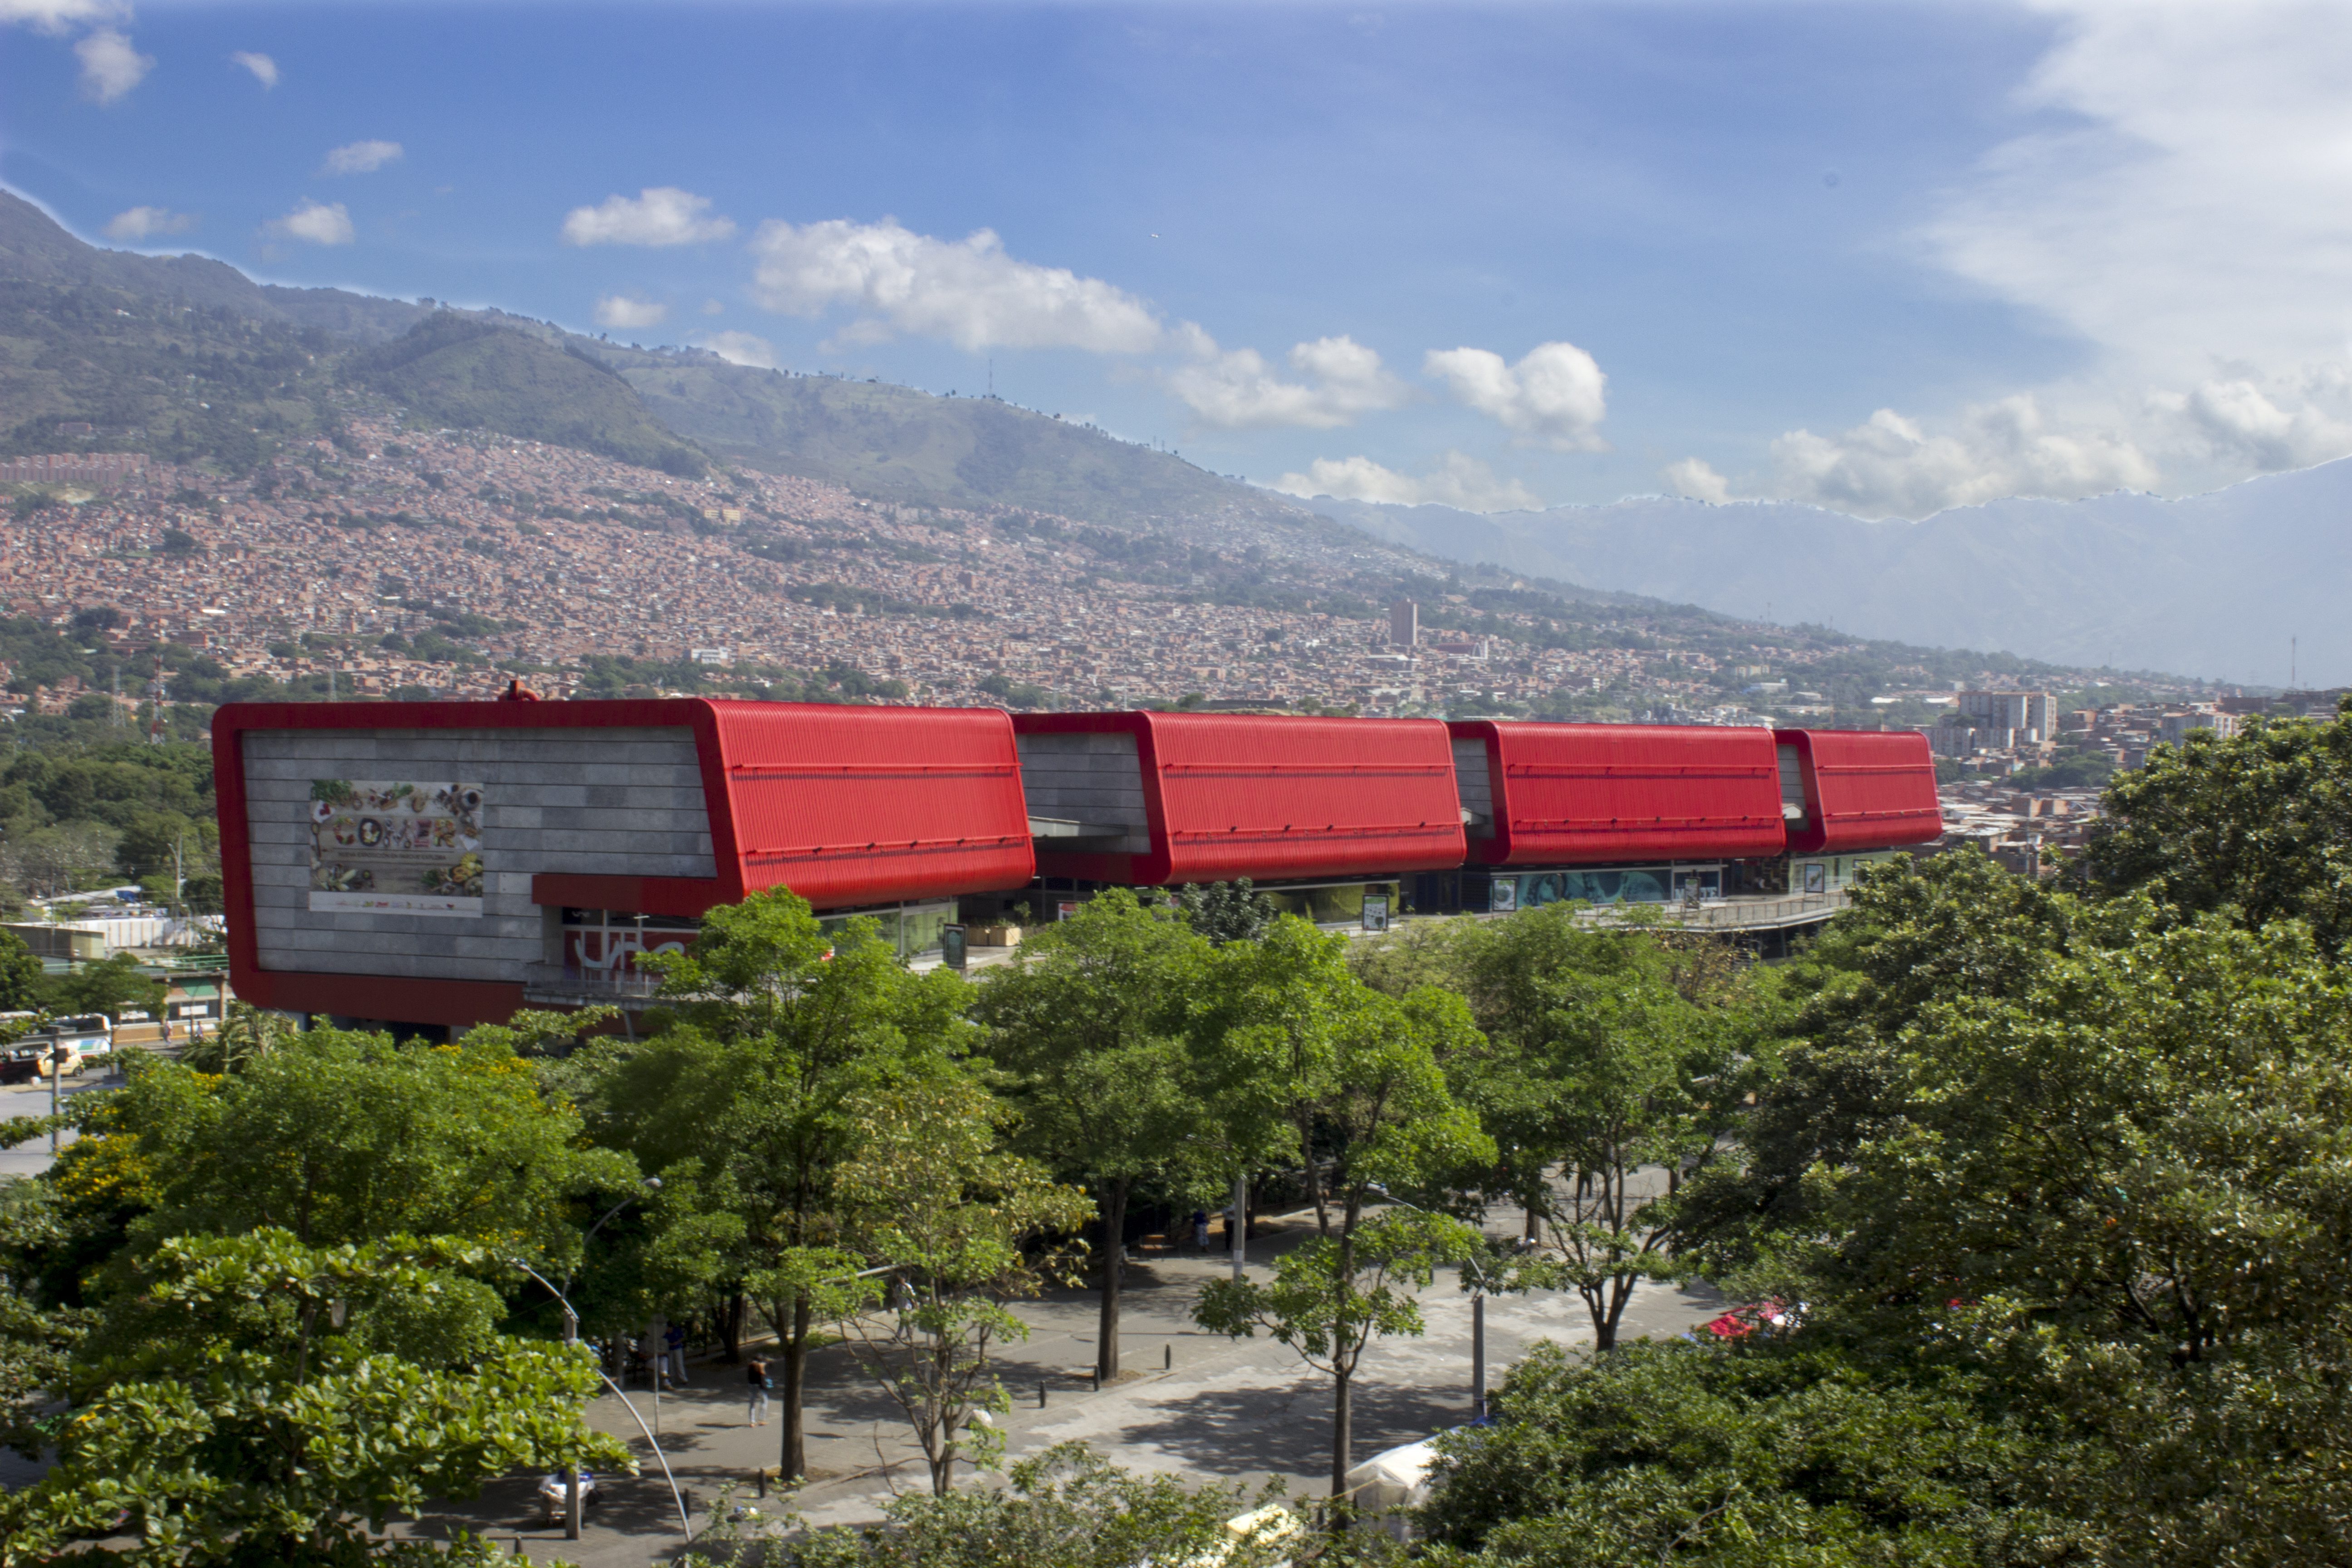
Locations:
746;1355;771;1425
665;1322;687;1385
1192;1209;1210;1250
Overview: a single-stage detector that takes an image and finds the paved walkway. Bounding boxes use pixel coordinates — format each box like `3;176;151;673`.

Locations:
394;1210;1726;1565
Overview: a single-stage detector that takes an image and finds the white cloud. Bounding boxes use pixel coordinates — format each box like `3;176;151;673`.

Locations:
593;294;668;331
75;25;149;104
562;187;735;247
324;139;402;176
697;330;780;370
1765;396;2158;519
2156;376;2352;472
103;205;196;241
265;200;355;246
1927;2;2352;383
1424;340;1608;451
1907;2;2352;490
230;50;276;88
1661;457;1732;505
1167;333;1408;429
1274;451;1544;513
748;216;1162;353
0;0;119;35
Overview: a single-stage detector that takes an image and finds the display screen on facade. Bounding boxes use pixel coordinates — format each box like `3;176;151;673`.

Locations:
308;780;486;916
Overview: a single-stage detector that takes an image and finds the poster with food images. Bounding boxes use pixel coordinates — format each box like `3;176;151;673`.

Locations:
308;779;486;916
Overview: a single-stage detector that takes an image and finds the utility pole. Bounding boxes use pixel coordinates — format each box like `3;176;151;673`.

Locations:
147;654;166;745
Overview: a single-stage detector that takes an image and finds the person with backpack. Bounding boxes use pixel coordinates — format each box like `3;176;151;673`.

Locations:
747;1355;771;1425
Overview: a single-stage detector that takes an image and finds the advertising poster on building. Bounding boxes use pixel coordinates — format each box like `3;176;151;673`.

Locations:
309;780;485;916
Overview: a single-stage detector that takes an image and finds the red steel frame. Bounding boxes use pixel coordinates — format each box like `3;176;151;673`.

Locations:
1775;727;1945;853
1015;710;1466;886
212;699;1032;1026
1453;720;1787;866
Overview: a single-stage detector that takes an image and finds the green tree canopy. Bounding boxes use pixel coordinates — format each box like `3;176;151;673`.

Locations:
2088;696;2352;948
74;1027;632;1269
971;887;1212;1381
589;887;972;1481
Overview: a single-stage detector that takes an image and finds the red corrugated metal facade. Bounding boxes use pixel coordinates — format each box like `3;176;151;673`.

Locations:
1776;728;1945;853
709;701;1034;907
1454;720;1787;866
1017;711;1467;886
213;700;1945;1029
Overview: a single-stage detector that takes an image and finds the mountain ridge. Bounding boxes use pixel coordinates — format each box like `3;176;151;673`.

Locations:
1302;461;2352;684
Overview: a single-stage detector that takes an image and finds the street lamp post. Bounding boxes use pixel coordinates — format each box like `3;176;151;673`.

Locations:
539;1177;662;1542
511;1257;692;1545
1230;1170;1248;1283
1365;1184;1494;1423
48;1039;70;1155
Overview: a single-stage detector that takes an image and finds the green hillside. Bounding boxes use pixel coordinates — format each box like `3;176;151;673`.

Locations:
0;278;349;471
343;314;707;478
0;189;423;343
604;351;1280;524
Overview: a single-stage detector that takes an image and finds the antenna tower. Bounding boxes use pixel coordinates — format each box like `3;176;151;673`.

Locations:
147;653;167;745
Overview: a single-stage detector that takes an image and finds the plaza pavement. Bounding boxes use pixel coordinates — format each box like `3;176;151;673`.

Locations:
395;1209;1728;1566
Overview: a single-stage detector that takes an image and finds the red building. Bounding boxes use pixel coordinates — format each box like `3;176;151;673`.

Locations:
212;698;1944;1033
213;697;1031;1031
1008;711;1463;925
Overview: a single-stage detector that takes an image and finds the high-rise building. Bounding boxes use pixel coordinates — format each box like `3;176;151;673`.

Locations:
1959;689;2055;741
1389;598;1419;647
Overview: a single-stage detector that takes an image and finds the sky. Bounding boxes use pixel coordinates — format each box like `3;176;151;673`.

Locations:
6;0;2352;520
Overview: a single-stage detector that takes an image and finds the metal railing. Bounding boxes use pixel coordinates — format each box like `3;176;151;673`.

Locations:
519;963;665;1005
1573;889;1848;931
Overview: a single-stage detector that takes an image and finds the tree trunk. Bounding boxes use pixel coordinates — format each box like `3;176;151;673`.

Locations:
723;1291;745;1362
1097;1176;1129;1382
1330;1365;1353;1506
781;1291;812;1478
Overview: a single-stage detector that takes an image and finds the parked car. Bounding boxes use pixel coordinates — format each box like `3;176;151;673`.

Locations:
0;1014;42;1085
26;1015;112;1078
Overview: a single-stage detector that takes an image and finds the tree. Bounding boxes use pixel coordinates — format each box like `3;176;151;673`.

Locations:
115;808;208;883
1676;851;2352;1561
0;928;42;1011
591;887;972;1481
1193;921;1493;1498
1416;1339;2047;1566
9;821;120;897
970;887;1210;1381
1197;1209;1480;1506
2087;698;2352;949
39;951;166;1023
1167;878;1279;946
0;1180;90;1468
694;1443;1298;1568
0;1230;630;1566
177;1000;292;1075
1445;909;1753;1350
829;1075;1092;1495
79;1026;632;1267
1678;851;2078;1268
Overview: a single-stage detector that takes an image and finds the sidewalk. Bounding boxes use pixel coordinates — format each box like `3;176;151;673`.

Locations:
394;1211;1727;1564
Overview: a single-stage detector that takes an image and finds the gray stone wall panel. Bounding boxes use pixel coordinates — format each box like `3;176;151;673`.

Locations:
240;725;714;985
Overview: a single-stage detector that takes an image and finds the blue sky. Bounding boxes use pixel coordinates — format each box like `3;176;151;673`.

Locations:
8;1;2352;518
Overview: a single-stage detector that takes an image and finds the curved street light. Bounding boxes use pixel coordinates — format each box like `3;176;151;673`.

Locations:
510;1256;693;1544
1363;1183;1504;1422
